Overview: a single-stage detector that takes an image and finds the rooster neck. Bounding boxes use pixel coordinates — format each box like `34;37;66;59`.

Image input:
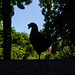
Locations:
31;27;38;34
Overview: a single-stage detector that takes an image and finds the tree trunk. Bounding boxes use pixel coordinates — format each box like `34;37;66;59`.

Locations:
2;0;11;59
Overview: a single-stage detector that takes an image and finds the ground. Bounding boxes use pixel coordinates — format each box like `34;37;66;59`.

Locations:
0;59;75;75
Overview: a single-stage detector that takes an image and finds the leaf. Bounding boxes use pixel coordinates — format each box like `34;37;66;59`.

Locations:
17;2;25;9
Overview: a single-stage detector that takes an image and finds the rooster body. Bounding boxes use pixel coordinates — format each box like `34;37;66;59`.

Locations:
28;23;50;60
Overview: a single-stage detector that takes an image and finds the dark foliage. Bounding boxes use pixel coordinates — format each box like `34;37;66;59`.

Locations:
28;23;51;60
39;0;75;58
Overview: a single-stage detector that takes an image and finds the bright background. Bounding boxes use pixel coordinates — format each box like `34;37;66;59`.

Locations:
11;0;44;34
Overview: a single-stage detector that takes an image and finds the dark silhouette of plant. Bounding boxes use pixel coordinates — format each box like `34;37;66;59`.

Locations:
39;0;75;58
1;0;32;59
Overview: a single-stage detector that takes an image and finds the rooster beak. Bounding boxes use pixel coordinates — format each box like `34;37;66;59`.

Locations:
28;25;30;29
